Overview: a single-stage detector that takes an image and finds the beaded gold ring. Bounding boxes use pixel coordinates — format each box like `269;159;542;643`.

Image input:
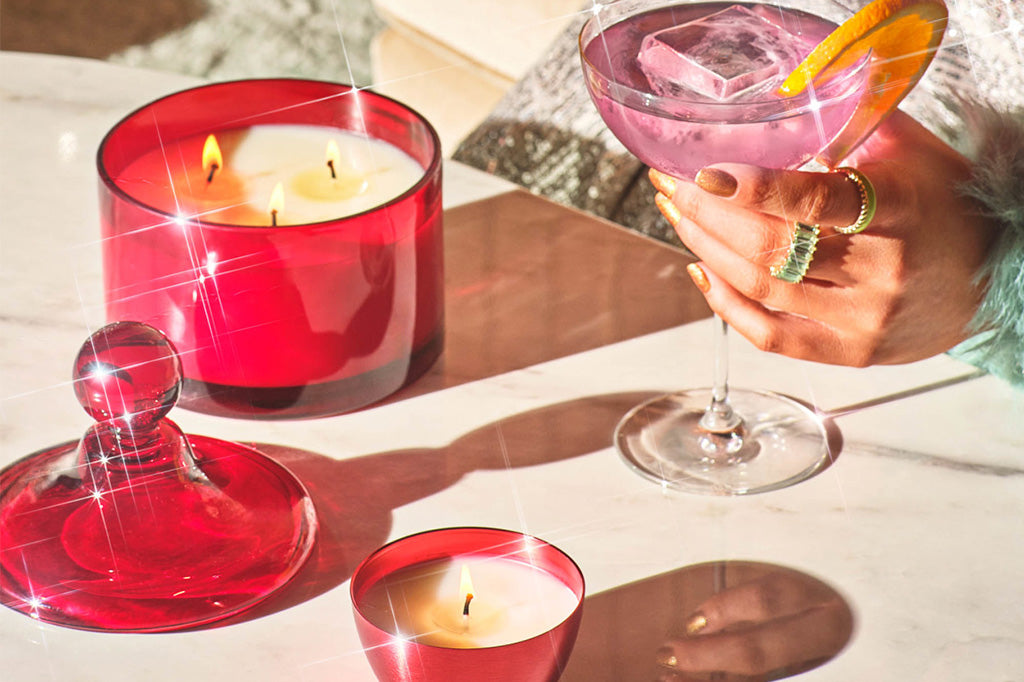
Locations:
835;166;877;235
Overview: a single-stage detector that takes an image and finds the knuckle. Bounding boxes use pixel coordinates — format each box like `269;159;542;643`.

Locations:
748;223;789;267
851;315;895;367
674;184;705;219
750;325;786;355
744;169;778;209
799;181;842;225
735;269;774;301
672;216;703;252
767;230;793;267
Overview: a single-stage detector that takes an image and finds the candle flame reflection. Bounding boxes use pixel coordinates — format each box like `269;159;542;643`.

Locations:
268;182;285;226
326;139;341;179
202;134;223;182
459;564;475;598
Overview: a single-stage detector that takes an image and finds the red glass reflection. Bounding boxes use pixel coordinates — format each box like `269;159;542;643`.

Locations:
351;528;585;682
0;322;316;632
97;79;444;419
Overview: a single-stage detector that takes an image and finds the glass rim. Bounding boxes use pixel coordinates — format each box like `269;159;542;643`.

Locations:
578;1;868;114
96;77;443;233
349;526;586;650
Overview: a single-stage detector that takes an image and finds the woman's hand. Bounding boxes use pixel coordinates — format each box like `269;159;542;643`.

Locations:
650;111;996;367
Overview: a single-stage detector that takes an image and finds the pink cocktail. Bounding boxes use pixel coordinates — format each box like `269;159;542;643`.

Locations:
582;2;868;180
580;2;870;494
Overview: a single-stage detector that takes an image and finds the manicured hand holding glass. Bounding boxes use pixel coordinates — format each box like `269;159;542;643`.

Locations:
651;110;996;367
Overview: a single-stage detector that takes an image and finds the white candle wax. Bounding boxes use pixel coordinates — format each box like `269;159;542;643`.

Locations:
228;125;424;225
359;557;579;649
114;124;425;226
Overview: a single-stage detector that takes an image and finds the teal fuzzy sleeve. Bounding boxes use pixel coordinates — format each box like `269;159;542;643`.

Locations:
949;102;1024;387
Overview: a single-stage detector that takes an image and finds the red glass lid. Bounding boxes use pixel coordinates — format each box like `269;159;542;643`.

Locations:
0;322;317;632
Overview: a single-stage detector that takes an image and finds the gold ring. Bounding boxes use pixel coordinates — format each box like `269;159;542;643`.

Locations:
770;221;819;284
835;167;876;234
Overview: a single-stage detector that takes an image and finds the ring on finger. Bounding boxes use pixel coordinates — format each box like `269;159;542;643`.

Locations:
770;221;819;284
835;167;876;234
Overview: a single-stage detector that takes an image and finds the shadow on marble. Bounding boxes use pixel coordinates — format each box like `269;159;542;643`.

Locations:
562;560;855;681
823;369;986;419
208;389;844;629
210;390;661;626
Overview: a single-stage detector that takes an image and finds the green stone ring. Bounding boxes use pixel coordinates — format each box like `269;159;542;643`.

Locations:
835;166;877;235
770;221;820;284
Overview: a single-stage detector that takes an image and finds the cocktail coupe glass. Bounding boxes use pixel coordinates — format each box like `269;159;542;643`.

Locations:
580;0;871;494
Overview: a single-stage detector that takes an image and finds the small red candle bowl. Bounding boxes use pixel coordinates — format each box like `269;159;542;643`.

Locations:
97;79;443;419
350;528;585;682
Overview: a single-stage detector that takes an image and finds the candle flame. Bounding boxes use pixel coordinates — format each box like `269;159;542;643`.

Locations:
460;565;475;617
326;139;341;179
459;564;475;597
268;182;285;226
202;134;223;181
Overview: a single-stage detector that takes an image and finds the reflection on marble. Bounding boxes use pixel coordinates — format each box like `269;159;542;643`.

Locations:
2;53;1024;682
563;561;853;681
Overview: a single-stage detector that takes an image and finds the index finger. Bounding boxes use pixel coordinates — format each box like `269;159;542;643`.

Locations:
695;162;872;230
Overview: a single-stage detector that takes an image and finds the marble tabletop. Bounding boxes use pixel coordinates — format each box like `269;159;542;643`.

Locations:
2;52;1023;681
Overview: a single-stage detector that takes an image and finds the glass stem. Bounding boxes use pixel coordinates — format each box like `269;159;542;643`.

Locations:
699;315;742;433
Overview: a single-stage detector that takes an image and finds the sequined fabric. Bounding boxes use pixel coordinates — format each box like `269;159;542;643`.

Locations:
452;1;1023;246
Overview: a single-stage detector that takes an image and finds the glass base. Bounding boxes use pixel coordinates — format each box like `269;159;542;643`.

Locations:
0;435;316;632
615;388;830;495
179;331;443;420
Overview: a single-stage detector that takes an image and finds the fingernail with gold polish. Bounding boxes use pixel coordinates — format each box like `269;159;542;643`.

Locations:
655;646;679;669
695;168;738;197
686;611;708;635
649;168;677;197
654;192;682;227
686;263;711;294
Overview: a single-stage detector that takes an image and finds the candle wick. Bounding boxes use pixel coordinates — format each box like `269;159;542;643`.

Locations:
463;593;474;617
206;163;219;184
327;159;337;180
270;209;278;227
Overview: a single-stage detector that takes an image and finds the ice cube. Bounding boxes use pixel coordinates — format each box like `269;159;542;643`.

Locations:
637;5;809;101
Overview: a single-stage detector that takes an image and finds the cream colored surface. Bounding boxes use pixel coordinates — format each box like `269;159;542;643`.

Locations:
370;0;587;151
2;53;1024;682
372;0;587;82
371;28;508;155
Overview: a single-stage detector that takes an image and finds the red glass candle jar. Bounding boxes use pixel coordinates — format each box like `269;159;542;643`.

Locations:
351;528;585;682
98;79;443;419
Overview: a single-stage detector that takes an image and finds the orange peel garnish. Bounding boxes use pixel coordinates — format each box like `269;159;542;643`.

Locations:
780;0;948;165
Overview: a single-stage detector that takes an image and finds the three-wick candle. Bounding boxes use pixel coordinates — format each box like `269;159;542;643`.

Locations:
114;125;425;227
98;79;444;419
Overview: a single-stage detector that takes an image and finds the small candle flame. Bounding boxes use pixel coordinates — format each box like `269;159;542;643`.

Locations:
325;139;341;179
268;182;285;226
460;565;475;617
202;134;223;183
